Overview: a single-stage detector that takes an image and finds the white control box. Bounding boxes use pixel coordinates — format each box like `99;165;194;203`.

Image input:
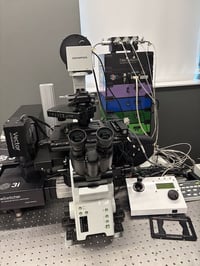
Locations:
126;176;187;216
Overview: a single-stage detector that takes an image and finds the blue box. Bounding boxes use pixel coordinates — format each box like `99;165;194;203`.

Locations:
100;93;152;112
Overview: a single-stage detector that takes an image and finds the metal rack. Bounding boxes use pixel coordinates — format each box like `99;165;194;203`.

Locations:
0;199;200;266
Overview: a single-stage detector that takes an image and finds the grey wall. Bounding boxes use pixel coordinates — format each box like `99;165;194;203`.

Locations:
0;0;80;130
156;85;200;161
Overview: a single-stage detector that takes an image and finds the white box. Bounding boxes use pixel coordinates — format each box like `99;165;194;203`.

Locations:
126;176;187;216
66;46;93;72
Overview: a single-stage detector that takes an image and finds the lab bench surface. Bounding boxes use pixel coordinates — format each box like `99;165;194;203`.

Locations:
0;199;200;266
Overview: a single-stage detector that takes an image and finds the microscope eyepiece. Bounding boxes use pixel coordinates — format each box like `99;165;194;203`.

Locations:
68;129;87;175
68;129;87;152
96;127;114;173
96;127;114;148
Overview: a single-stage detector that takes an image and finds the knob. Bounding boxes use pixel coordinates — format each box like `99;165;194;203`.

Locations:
133;177;144;192
168;190;179;200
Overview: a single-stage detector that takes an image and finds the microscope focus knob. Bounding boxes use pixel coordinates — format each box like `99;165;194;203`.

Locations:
168;189;179;200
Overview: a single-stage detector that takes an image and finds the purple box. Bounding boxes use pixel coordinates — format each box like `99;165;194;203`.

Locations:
102;83;152;98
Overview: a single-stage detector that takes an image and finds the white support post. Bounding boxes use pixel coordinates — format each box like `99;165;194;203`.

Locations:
39;83;56;131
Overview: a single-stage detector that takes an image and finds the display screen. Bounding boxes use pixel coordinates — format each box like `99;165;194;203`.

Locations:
156;183;175;189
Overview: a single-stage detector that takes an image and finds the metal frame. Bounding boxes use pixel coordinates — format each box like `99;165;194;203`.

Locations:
0;200;199;266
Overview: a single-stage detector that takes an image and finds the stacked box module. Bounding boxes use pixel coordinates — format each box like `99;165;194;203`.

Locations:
99;51;153;135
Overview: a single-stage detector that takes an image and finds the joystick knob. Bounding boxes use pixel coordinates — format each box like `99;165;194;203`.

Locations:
133;176;144;192
168;189;179;200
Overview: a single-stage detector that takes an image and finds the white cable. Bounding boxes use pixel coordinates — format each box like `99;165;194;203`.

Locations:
128;83;195;174
135;76;148;135
147;43;158;143
140;42;159;143
140;41;157;88
120;42;152;136
155;143;195;176
130;43;153;96
149;142;196;175
130;41;159;139
140;42;154;85
119;41;159;143
163;149;195;166
120;42;155;102
93;38;159;147
160;142;192;152
158;144;193;163
145;42;159;143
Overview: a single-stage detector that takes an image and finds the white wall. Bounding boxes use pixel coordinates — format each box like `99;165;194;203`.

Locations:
0;0;80;130
79;0;200;86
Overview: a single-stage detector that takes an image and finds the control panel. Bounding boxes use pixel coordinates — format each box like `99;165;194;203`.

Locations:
126;176;187;216
179;180;200;202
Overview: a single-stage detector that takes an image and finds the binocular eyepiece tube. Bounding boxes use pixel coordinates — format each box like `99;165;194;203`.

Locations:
96;127;114;149
68;129;87;175
96;127;114;173
68;127;114;178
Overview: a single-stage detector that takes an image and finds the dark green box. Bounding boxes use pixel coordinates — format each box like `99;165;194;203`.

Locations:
116;110;151;124
128;123;151;135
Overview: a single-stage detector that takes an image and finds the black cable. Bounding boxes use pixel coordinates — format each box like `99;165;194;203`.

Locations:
28;115;53;130
118;142;133;164
114;142;127;164
19;114;49;138
92;51;105;73
92;69;107;119
92;51;126;116
93;51;150;135
93;51;156;166
33;120;49;138
128;130;155;165
28;115;55;139
121;43;157;136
